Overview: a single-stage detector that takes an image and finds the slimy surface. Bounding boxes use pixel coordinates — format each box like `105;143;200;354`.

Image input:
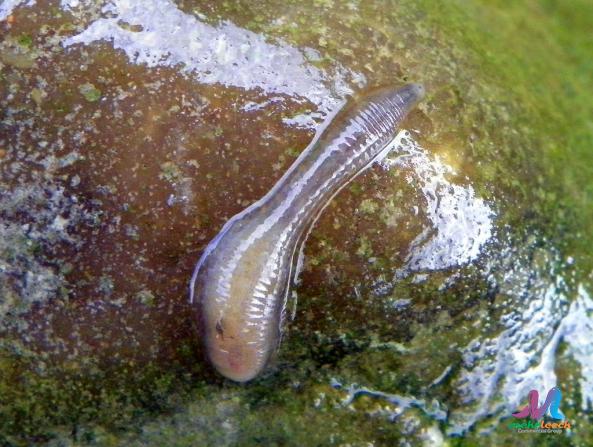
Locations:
3;0;593;443
190;84;425;382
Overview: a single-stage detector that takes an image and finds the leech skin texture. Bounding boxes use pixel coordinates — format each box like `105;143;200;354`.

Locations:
190;84;425;382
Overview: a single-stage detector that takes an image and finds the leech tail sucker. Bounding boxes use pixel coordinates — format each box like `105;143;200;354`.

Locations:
190;84;425;382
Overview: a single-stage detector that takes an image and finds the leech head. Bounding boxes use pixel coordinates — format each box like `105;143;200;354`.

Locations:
400;83;425;105
363;83;425;117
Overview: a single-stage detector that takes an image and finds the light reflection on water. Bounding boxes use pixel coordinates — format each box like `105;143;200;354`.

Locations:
379;132;495;276
0;0;27;21
335;132;593;434
62;0;364;127
449;270;593;434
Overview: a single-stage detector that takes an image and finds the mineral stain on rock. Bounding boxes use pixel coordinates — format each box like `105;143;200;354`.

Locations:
1;0;593;446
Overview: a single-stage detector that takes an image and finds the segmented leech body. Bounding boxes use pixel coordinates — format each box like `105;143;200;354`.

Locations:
190;84;425;382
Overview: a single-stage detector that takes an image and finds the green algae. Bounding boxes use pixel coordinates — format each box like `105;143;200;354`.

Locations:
78;82;102;102
16;34;33;49
1;0;593;446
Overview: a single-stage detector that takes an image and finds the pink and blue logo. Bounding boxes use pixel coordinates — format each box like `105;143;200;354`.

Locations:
508;386;571;433
512;386;564;420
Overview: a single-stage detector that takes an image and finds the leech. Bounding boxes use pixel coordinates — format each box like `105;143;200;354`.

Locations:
190;84;425;382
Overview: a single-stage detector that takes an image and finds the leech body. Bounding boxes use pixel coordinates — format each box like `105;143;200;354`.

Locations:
190;84;425;382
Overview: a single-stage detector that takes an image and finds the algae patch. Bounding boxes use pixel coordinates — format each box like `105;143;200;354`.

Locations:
78;82;102;102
